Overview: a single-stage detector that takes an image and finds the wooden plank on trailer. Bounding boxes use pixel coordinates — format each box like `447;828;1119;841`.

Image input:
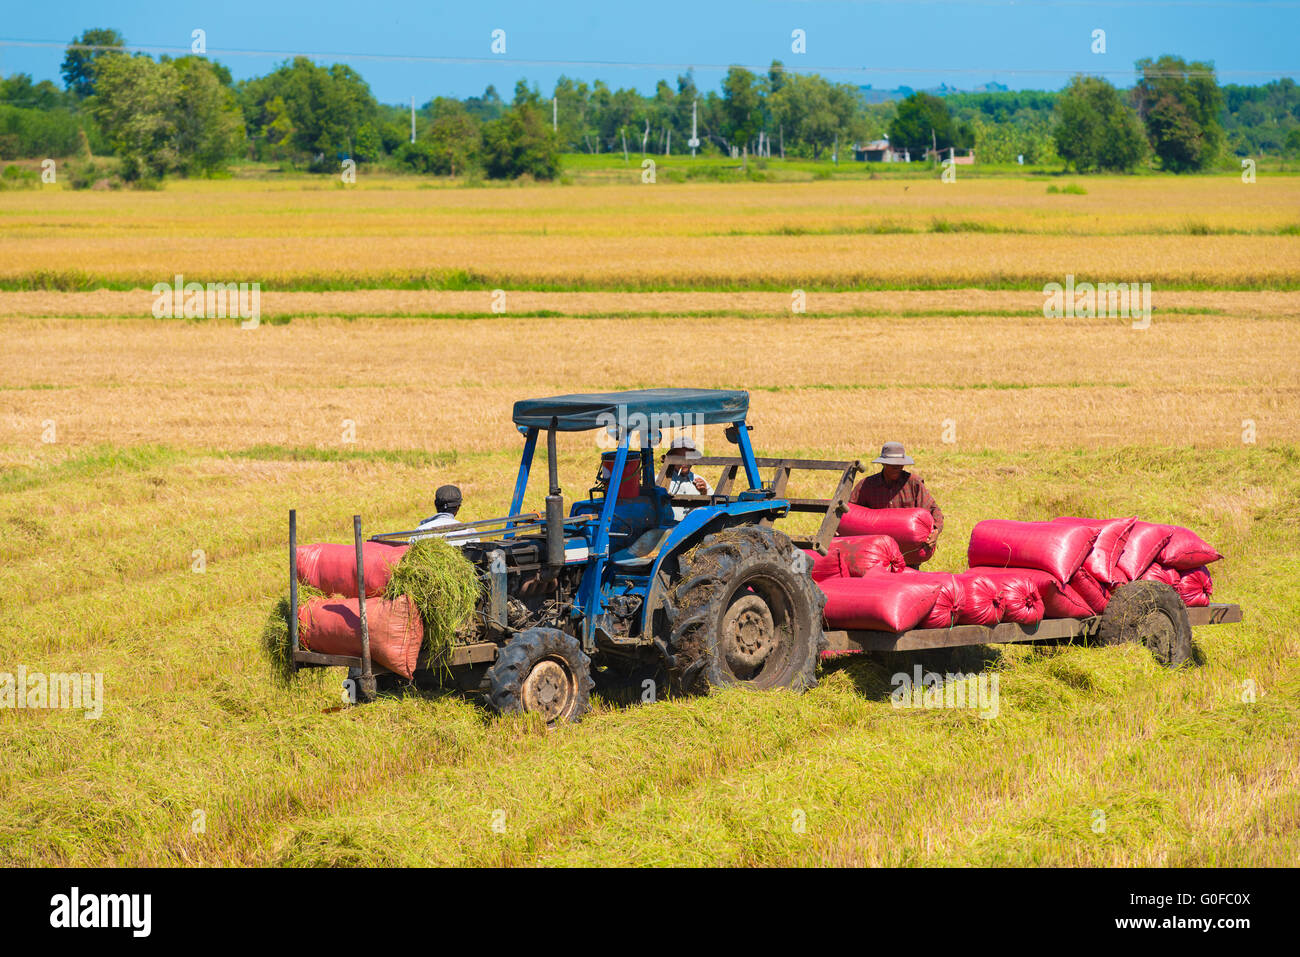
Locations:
450;642;499;666
825;616;1089;653
692;456;859;471
713;463;740;498
1187;603;1242;626
813;461;862;553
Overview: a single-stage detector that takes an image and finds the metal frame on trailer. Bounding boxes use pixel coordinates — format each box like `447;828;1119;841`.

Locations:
659;455;863;554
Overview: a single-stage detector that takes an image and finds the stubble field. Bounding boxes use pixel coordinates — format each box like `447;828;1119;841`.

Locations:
1;171;1298;866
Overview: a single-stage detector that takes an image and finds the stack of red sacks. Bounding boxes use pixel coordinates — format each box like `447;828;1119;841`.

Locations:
811;518;1223;640
963;518;1222;624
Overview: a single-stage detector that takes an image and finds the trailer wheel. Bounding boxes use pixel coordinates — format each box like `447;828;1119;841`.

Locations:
485;627;594;725
1098;580;1193;667
663;525;825;695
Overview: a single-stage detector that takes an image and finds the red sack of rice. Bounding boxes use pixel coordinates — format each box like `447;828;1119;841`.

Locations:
297;541;409;598
967;520;1098;584
1052;516;1137;585
1140;563;1181;587
830;535;906;575
836;505;933;548
977;566;1095;620
901;570;966;629
298;593;424;679
954;570;1003;626
1115;522;1172;581
1068;567;1112;615
801;549;848;582
818;572;942;633
1175;566;1213;607
1157;526;1223;571
964;568;1044;625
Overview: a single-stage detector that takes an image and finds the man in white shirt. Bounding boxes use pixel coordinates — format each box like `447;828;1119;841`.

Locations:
663;436;714;521
413;485;478;544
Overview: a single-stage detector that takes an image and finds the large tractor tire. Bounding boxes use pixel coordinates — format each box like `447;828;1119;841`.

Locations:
485;627;594;725
1097;580;1194;667
662;525;825;695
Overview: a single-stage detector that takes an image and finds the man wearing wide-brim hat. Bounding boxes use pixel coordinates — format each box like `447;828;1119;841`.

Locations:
662;435;714;521
849;442;944;567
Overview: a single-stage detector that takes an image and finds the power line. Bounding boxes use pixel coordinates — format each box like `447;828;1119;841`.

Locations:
0;39;1292;79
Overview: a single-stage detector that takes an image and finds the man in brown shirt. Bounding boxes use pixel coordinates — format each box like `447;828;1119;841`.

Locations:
849;442;943;567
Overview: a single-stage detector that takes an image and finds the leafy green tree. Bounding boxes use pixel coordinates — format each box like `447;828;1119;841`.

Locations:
61;28;126;98
399;98;480;175
238;58;379;168
889;92;963;155
170;56;246;173
1052;75;1145;171
1132;55;1224;171
88;54;181;180
720;66;763;150
481;100;560;179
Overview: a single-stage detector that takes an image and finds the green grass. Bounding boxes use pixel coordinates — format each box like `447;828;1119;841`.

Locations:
4;270;1299;293
1;443;1296;865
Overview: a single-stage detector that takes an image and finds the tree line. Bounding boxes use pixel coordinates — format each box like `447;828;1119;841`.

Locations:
1;27;1298;185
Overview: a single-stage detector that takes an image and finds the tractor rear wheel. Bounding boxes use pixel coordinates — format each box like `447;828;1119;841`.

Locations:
485;627;594;725
663;525;825;695
1097;580;1194;667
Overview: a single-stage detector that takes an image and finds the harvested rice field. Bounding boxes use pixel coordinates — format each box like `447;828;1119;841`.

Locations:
2;173;1298;867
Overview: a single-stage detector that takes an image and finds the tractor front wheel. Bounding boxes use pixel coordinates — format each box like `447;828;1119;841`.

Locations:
663;525;825;695
485;627;594;725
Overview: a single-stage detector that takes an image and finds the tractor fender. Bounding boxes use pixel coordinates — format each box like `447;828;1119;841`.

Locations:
637;500;788;634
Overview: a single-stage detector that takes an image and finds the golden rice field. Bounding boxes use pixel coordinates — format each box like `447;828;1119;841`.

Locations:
1;173;1298;867
1;175;1298;289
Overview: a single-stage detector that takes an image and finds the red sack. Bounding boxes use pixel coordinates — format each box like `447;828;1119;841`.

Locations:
967;520;1098;584
297;541;409;598
1053;516;1136;585
802;536;905;581
1158;526;1223;571
298;594;424;679
1068;567;1111;615
902;570;966;629
1115;522;1173;581
976;565;1094;620
954;571;1003;626
1175;566;1213;607
801;549;848;583
818;572;942;633
1140;563;1181;587
836;505;933;547
963;568;1044;625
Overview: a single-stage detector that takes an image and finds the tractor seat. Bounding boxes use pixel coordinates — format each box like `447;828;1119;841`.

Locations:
611;527;673;569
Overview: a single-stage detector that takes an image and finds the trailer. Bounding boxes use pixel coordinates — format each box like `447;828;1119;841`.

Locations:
285;426;1242;717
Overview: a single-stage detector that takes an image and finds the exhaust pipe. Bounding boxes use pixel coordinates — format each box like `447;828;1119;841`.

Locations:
545;420;564;570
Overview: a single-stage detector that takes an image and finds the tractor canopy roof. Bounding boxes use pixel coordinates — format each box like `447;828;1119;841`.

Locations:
512;388;749;433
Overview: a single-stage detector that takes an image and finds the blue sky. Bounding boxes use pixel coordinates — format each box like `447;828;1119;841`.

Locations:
1;1;1296;104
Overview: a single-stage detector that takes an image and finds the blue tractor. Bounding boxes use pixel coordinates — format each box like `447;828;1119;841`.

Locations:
348;389;861;723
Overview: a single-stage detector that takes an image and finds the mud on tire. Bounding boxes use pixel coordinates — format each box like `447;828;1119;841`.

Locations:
485;626;595;725
1098;580;1194;667
662;525;825;695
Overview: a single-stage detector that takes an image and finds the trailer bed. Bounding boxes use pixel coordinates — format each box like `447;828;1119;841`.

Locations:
824;602;1242;654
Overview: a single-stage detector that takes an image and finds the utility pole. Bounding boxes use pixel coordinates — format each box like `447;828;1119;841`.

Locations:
410;96;415;144
665;127;670;156
688;98;700;157
552;96;557;131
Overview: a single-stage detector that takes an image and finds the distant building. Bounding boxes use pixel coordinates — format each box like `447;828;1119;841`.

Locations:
853;138;910;162
924;146;976;165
